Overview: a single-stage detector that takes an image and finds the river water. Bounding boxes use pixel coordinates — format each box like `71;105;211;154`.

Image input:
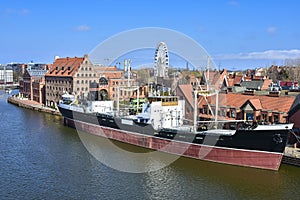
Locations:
1;90;300;199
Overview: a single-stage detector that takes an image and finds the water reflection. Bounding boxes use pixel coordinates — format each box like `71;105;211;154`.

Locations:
78;130;180;173
77;128;300;199
1;91;300;199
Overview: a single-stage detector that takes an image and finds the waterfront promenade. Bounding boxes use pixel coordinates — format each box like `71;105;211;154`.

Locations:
7;95;61;116
283;146;300;167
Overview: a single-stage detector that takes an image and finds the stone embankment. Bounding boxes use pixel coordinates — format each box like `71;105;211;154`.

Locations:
283;147;300;167
7;96;61;116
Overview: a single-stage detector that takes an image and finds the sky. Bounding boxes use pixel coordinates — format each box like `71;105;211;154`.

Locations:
1;0;300;70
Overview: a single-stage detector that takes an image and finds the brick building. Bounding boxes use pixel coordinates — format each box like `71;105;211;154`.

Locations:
45;54;98;107
198;92;295;124
176;84;194;120
19;69;47;103
94;65;146;101
45;55;144;108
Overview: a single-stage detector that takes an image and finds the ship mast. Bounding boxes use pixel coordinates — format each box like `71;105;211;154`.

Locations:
193;90;198;132
193;56;219;131
206;56;210;91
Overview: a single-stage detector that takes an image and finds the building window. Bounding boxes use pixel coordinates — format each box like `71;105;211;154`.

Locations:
262;113;267;121
203;106;208;114
231;110;235;118
77;80;80;84
81;80;84;84
269;116;272;123
274;115;279;123
221;109;226;117
99;77;108;85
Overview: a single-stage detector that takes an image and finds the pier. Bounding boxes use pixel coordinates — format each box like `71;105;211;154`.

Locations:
7;96;61;116
0;83;19;90
283;147;300;167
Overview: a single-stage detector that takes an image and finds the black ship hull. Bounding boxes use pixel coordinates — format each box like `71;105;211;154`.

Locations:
58;105;290;170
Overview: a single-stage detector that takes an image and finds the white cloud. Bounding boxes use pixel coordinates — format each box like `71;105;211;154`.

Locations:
266;26;277;34
214;49;300;60
76;25;91;32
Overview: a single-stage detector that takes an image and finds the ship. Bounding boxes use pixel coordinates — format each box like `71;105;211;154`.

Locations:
58;85;293;171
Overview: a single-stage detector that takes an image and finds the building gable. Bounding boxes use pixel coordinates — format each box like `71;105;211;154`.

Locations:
46;56;84;77
240;99;262;111
23;69;31;79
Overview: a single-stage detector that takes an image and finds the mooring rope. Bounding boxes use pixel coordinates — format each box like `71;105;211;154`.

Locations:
289;130;300;144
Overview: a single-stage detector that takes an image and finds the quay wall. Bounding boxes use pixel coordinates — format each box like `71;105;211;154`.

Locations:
283;147;300;167
7;96;61;116
282;155;300;167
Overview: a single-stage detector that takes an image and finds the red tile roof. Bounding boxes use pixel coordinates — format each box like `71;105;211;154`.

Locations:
199;93;295;113
178;84;193;107
248;99;262;110
46;56;84;77
203;70;227;89
233;75;243;85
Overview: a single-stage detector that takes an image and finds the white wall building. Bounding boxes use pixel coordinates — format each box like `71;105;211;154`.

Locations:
0;68;14;84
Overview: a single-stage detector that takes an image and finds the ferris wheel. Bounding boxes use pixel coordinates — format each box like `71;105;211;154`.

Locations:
154;42;169;78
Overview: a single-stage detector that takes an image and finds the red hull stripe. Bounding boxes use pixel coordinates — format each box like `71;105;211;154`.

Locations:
66;118;283;170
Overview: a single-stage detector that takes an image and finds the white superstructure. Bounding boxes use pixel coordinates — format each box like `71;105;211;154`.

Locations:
137;96;185;130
